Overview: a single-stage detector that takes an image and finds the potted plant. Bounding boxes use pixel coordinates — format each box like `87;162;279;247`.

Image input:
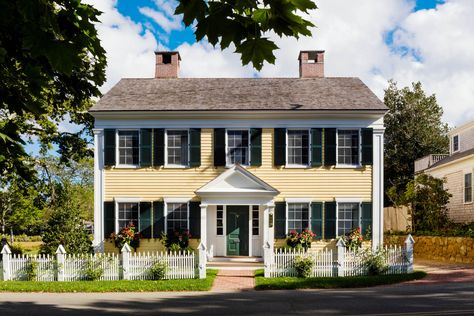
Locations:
110;223;141;251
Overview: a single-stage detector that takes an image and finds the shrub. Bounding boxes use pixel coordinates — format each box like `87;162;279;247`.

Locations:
168;243;182;253
12;235;43;242
363;249;388;276
83;257;105;281
9;243;24;255
294;255;314;278
149;260;168;280
25;259;38;281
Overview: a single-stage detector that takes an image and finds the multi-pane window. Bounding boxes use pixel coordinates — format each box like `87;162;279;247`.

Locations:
216;205;224;235
227;130;249;165
252;205;259;235
287;203;309;232
287;130;309;165
167;130;188;166
118;203;139;230
166;203;188;234
453;135;459;152
465;173;472;203
337;203;360;236
118;131;139;165
338;130;359;165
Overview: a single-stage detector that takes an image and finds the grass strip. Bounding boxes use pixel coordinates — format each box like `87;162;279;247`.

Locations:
0;269;217;292
254;269;427;290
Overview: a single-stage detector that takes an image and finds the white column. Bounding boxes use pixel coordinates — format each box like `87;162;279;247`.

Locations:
200;204;208;251
264;203;275;253
93;129;104;252
372;129;384;250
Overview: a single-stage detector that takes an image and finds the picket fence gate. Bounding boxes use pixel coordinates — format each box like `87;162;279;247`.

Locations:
0;243;207;281
264;234;414;278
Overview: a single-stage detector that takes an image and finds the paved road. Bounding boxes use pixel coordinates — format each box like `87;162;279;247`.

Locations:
1;281;474;316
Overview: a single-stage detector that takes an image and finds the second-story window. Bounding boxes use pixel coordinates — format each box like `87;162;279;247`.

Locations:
118;130;139;165
227;130;249;165
453;135;459;152
338;130;359;165
167;130;189;166
287;130;309;165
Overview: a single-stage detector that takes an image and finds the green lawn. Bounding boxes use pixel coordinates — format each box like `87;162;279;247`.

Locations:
0;270;217;292
254;269;427;290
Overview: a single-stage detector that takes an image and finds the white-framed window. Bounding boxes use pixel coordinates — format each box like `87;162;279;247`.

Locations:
216;205;224;235
226;129;249;165
117;202;139;230
166;129;189;167
465;173;472;203
453;135;459;153
337;202;360;236
287;129;310;166
117;130;139;166
287;203;310;233
166;202;189;234
337;129;360;166
252;205;259;235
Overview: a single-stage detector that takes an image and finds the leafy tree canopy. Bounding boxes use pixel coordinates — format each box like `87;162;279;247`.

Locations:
0;0;106;183
384;80;449;204
175;0;318;70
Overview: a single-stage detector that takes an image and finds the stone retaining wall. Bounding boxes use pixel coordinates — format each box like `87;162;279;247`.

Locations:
385;235;474;264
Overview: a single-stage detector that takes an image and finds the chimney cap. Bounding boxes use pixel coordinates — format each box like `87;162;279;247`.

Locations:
298;50;325;60
154;51;181;61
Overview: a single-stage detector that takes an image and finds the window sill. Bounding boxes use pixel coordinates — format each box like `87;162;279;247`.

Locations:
225;164;250;168
164;165;190;169
285;164;310;169
335;164;363;169
114;165;140;169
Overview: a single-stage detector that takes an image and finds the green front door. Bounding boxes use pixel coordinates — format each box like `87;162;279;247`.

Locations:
226;206;249;256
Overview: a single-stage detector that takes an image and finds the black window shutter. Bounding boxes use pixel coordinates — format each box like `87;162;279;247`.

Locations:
139;202;152;238
189;201;201;238
214;128;226;167
311;128;323;167
152;201;164;238
140;129;152;167
153;129;165;166
311;202;323;240
324;128;337;166
361;202;372;236
104;201;115;238
361;128;373;165
189;128;201;167
104;129;116;166
274;202;286;238
324;201;336;239
274;128;286;166
250;128;262;166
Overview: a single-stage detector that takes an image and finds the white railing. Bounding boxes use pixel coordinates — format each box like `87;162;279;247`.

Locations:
1;243;206;281
264;235;414;278
414;154;449;173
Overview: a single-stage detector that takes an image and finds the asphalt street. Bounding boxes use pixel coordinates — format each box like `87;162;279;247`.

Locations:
1;281;473;316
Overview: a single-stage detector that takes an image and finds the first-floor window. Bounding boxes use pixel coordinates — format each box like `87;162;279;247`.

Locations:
252;205;259;235
216;205;224;235
166;203;189;234
287;203;309;232
118;202;139;230
465;173;472;203
338;130;359;165
227;130;249;165
337;203;360;236
118;130;139;165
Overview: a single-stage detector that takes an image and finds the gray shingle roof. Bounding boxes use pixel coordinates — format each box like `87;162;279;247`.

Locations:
89;77;387;112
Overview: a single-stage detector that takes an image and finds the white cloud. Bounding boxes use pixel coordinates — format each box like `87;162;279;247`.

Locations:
139;5;182;33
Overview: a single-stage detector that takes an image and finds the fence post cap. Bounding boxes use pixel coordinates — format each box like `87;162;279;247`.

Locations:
263;241;271;249
1;244;11;254
197;242;207;251
405;234;415;245
121;243;132;253
336;239;346;247
55;245;67;254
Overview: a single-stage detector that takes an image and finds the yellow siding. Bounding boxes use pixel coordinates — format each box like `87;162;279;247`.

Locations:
104;238;200;254
105;128;372;201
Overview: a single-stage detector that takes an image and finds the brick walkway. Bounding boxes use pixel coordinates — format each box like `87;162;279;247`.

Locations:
407;259;474;285
211;270;255;292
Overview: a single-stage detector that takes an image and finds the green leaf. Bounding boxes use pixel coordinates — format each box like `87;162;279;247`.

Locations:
288;0;318;12
175;0;207;26
235;37;278;70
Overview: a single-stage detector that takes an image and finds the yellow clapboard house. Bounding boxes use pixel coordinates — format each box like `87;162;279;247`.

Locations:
89;50;387;257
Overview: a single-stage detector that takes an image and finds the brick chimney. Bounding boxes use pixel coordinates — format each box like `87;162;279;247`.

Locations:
298;50;324;78
155;51;180;78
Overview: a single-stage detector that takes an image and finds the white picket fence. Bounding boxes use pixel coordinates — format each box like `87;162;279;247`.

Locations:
0;243;207;281
264;234;414;278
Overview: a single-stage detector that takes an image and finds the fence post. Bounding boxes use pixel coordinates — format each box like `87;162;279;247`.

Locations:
196;242;206;279
405;234;415;273
263;241;272;278
1;244;11;281
121;243;132;280
55;245;67;281
336;239;345;277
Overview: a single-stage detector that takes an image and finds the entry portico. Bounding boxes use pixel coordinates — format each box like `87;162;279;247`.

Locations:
196;165;278;258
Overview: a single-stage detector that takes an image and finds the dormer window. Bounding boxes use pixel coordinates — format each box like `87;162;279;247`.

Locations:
453;135;459;153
